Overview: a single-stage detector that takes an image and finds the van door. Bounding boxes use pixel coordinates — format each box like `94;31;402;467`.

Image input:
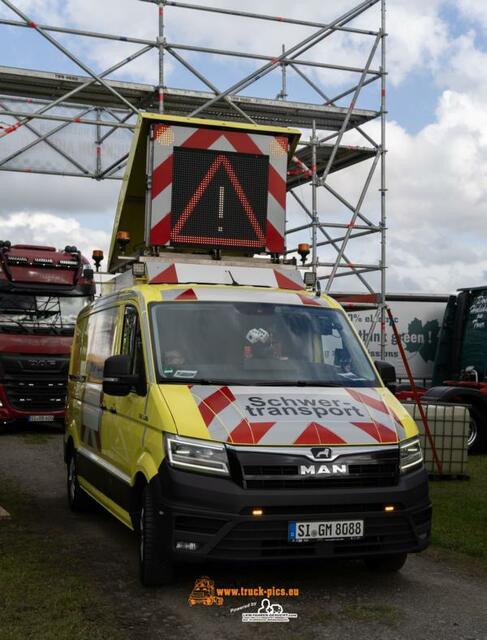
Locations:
102;304;148;480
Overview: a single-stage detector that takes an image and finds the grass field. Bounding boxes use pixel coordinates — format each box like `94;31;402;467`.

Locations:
429;456;487;563
0;483;127;640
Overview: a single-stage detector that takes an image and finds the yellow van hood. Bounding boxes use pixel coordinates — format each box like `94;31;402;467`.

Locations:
160;384;416;446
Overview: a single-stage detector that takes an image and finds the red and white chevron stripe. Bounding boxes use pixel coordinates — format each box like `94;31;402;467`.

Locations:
346;388;405;443
150;123;288;253
158;286;330;306
146;260;311;294
188;385;404;446
158;286;329;306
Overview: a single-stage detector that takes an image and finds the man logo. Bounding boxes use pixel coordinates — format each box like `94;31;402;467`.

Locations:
311;447;333;460
299;464;348;476
27;359;56;369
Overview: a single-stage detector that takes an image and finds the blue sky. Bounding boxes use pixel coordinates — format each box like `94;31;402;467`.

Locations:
2;0;487;293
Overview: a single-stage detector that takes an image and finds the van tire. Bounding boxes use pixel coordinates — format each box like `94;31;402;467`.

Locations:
364;552;408;572
138;485;174;586
66;452;92;511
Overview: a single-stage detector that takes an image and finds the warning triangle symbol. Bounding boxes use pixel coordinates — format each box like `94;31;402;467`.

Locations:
171;152;267;247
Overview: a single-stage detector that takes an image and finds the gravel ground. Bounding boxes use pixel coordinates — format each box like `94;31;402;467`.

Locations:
1;429;486;640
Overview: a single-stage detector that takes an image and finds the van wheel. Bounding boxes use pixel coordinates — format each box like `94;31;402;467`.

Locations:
66;452;91;511
138;485;174;586
364;553;408;572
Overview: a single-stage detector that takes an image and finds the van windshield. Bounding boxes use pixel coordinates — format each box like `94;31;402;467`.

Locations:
150;302;379;388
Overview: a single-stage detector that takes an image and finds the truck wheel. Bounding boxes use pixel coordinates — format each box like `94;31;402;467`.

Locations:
66;452;92;511
138;485;174;586
467;406;487;454
364;553;408;572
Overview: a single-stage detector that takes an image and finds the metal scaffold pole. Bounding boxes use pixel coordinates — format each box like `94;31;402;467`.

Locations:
380;0;387;358
311;120;318;278
276;44;288;101
158;1;165;113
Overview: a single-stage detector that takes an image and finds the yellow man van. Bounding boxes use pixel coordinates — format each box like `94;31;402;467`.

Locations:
64;113;430;585
64;257;431;585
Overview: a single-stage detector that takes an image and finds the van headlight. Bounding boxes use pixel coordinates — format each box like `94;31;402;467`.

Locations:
165;435;230;476
400;437;423;473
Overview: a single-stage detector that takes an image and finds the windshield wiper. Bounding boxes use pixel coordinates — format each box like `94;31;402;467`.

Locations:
159;378;347;387
298;381;343;387
196;380;343;387
160;378;247;386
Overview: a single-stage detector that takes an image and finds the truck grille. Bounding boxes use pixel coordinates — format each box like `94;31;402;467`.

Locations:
231;448;399;490
0;353;69;412
3;378;66;411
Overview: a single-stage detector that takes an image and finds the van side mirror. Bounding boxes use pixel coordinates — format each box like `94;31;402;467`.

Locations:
103;354;135;396
374;360;397;392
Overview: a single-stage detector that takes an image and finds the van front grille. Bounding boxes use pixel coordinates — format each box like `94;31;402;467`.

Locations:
232;448;400;490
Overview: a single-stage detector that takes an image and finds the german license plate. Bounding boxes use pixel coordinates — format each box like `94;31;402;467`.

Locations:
288;520;364;542
28;415;55;422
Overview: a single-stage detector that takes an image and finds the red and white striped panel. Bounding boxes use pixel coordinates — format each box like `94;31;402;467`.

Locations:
190;385;255;443
187;385;403;446
159;286;330;307
150;123;288;253
346;387;406;442
146;261;305;290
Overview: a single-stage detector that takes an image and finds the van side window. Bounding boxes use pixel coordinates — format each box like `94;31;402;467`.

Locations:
70;320;86;378
86;307;118;383
121;305;146;392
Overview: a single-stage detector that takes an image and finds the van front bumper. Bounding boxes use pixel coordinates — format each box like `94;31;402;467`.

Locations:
153;461;431;562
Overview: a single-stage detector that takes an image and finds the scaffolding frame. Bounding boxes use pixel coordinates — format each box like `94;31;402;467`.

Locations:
0;0;388;355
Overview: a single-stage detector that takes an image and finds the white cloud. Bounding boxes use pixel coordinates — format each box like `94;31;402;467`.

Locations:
436;31;487;99
455;0;487;31
0;211;110;262
387;0;449;84
0;172;119;216
0;0;65;24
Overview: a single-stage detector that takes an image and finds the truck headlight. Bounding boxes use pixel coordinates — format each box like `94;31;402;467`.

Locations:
400;437;423;473
165;435;230;476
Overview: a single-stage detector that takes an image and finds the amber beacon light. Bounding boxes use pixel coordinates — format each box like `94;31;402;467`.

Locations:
116;231;130;255
298;243;310;265
92;249;104;272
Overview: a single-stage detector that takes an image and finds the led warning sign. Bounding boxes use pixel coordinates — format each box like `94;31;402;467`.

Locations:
170;147;269;249
149;122;291;254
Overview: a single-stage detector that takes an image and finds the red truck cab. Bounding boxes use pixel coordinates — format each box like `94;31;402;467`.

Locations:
0;241;95;426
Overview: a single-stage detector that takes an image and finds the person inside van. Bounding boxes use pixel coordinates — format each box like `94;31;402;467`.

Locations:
164;349;186;368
